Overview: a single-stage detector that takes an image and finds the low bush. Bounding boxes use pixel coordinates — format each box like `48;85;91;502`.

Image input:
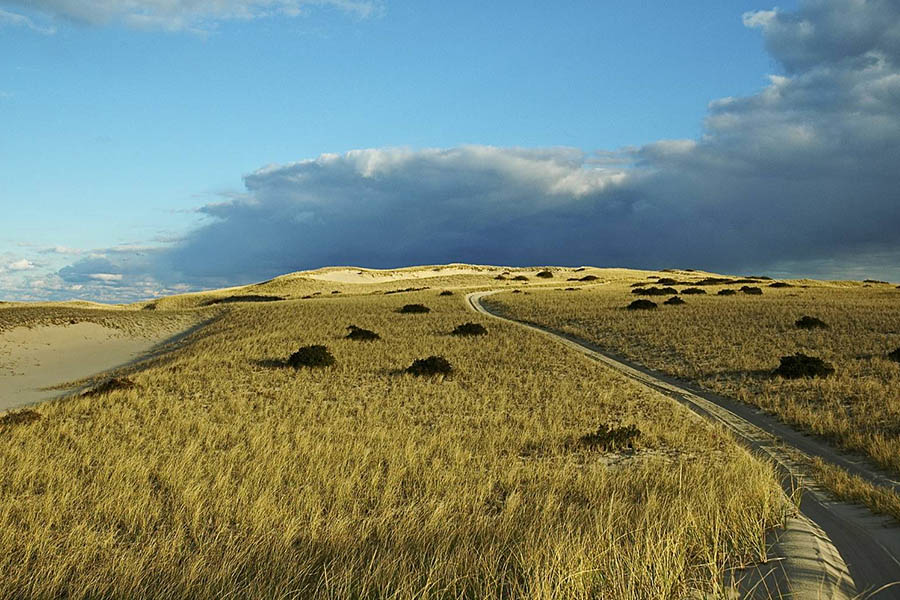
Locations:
664;296;686;306
795;316;829;330
287;345;335;368
579;275;599;281
494;275;506;280
406;355;452;376
864;279;889;284
632;287;678;296
82;377;136;397
656;278;678;285
451;322;487;336
202;295;285;306
717;289;737;296
536;270;553;279
740;286;763;295
578;424;641;451
680;288;706;295
397;304;430;314
887;347;900;363
0;409;41;428
773;354;834;379
769;282;793;288
512;275;529;281
627;299;657;310
385;287;429;295
439;290;453;296
346;326;380;341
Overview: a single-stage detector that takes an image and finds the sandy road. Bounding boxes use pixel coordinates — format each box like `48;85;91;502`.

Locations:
469;289;900;599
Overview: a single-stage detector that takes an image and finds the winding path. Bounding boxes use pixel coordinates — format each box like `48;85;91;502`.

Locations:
468;289;900;599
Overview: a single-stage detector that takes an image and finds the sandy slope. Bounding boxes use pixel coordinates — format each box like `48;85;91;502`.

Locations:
0;323;175;411
303;265;497;283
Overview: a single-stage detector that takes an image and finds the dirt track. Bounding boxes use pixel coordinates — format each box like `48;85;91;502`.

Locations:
469;290;900;599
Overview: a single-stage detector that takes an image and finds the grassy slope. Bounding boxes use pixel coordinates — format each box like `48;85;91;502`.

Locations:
0;267;783;599
487;274;900;476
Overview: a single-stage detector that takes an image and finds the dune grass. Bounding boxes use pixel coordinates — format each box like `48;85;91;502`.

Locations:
0;285;784;599
486;276;900;477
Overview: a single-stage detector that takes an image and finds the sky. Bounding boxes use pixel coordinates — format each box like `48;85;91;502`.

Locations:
2;0;899;302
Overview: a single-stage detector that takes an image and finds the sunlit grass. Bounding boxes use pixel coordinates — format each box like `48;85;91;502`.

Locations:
0;280;785;598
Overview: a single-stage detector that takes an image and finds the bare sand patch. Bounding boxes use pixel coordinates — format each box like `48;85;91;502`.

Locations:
0;322;176;411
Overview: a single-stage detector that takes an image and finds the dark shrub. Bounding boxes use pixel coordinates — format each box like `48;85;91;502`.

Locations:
202;294;284;306
656;278;678;285
142;303;157;311
864;279;888;284
795;316;829;330
769;282;793;288
740;286;763;295
398;304;430;314
511;289;522;294
406;355;452;376
888;348;900;363
512;275;529;281
574;267;586;272
627;299;657;310
565;287;577;291
664;296;686;305
346;326;380;341
536;270;553;278
680;288;706;295
451;322;487;336
0;409;41;427
287;345;335;368
630;282;647;287
579;275;599;281
773;354;834;379
385;287;429;295
331;290;341;294
717;289;737;296
82;377;136;397
494;274;507;280
632;286;678;296
439;290;453;296
579;424;641;451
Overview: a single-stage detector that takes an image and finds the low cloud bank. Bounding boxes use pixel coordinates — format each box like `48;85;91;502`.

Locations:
12;0;900;301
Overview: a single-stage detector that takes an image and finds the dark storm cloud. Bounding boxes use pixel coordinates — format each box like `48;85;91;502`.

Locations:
53;0;900;301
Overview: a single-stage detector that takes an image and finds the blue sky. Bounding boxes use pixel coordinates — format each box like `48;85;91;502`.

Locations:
4;0;900;301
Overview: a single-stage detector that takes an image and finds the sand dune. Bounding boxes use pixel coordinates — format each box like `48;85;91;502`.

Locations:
0;322;175;411
303;265;499;283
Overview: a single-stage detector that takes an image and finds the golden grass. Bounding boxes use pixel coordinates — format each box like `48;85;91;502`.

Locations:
486;276;900;476
0;285;784;599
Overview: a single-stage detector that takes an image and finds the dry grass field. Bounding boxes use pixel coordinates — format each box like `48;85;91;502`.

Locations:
485;273;900;479
0;268;786;599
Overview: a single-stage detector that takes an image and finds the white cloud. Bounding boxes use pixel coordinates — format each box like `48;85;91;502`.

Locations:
7;259;35;271
87;273;123;282
3;0;380;31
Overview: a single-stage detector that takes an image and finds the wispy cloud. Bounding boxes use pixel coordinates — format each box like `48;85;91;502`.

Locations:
0;8;56;34
1;0;380;32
